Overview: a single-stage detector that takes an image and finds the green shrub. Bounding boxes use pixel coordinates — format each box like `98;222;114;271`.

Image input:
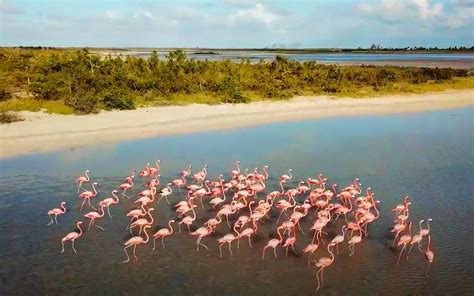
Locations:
101;91;135;110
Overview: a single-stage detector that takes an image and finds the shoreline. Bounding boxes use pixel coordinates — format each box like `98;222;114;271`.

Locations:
1;89;473;159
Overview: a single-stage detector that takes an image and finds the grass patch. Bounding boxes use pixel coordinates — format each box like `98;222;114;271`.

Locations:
0;111;24;124
0;98;74;114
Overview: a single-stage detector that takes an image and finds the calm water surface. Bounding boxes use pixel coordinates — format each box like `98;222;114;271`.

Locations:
1;108;473;295
133;51;474;63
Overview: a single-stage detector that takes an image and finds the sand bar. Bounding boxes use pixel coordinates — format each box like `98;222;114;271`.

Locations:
1;89;473;159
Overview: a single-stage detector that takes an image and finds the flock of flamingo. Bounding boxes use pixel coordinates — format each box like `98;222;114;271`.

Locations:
46;160;435;292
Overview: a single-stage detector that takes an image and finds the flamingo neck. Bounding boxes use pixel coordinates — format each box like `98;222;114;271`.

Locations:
85;171;90;181
328;245;335;262
233;225;240;237
60;203;67;213
288;170;292;179
277;227;283;242
77;223;83;237
112;191;120;203
99;207;105;217
263;166;269;179
168;221;174;234
426;220;431;232
191;207;196;220
427;235;431;251
143;227;150;243
92;183;97;195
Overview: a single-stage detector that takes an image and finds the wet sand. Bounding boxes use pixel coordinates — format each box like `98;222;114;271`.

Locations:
0;89;473;159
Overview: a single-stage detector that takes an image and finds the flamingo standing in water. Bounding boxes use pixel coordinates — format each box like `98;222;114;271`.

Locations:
397;221;412;264
279;169;293;191
178;205;197;233
172;175;186;196
84;205;106;231
123;225;152;263
119;179;133;199
47;202;67;225
76;170;90;193
312;242;336;292
159;183;173;204
262;226;284;259
152;220;176;249
425;235;434;277
302;242;320;266
98;190;120;219
79;182;98;211
217;225;240;257
60;221;84;254
408;219;425;254
348;234;362;256
190;225;213;252
148;160;161;177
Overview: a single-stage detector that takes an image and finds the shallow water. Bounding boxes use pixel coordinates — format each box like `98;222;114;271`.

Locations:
1;108;473;295
132;51;474;63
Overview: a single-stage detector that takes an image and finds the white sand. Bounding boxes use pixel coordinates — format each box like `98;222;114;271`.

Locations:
1;89;473;159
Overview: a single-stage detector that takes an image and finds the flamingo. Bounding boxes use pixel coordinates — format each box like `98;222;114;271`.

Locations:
76;170;90;193
47;202;67;225
124;169;136;185
238;224;257;248
312;242;336;292
119;179;133;199
397;221;412;264
283;228;297;257
408;219;426;254
302;243;319;266
148;160;161;177
125;205;147;230
98;190;120;219
172;175;186;196
190;225;213;252
123;225;152;263
130;208;155;235
79;182;98;211
425;235;434;277
231;160;241;177
262;226;284;259
152;220;176;249
180;165;192;178
331;226;347;254
419;218;433;237
217;225;240;257
178;205;196;233
158;183;173;204
84;205;106;231
348;235;362;256
60;221;84;254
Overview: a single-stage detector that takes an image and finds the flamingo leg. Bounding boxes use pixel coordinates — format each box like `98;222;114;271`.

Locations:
107;206;112;219
237;237;241;248
72;240;77;253
133;245;138;261
165;195;171;205
54;215;59;225
95;224;105;231
161;237;165;248
80;199;86;211
248;236;253;248
177;223;182;233
47;216;54;226
87;198;96;210
88;219;93;231
425;262;432;277
315;268;322;292
262;247;267;260
276;210;284;224
60;240;65;253
297;221;305;234
219;243;223;257
397;245;406;264
122;245;132;263
226;215;231;229
152;238;157;251
228;242;233;256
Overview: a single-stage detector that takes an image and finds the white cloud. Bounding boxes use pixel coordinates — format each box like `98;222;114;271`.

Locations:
412;0;443;19
228;3;281;26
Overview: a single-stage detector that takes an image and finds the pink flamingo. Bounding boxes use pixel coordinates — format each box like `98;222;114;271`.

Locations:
190;225;213;252
312;242;336;292
148;160;161;177
238;223;257;248
122;225;152;263
397;221;412;264
79;182;98;211
158;183;173;204
302;242;319;266
59;221;84;254
130;208;154;235
279;169;293;191
98;190;120;219
425;235;434;277
125;204;147;230
275;193;296;223
231;160;241;177
152;220;176;249
76;170;90;193
47;201;67;225
217;225;240;257
331;226;347;254
84;205;106;231
172;175;186;196
178;205;196;233
180;165;192;178
408;219;426;254
124;169;136;185
348;234;362;256
283;227;297;257
419;218;433;237
119;179;133;199
262;226;284;259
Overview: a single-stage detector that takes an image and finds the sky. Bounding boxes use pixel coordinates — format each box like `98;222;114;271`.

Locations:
0;0;473;48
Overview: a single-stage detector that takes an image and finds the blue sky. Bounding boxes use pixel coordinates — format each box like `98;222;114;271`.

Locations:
1;0;472;48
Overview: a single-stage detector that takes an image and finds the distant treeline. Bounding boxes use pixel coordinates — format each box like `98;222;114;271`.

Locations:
0;48;470;114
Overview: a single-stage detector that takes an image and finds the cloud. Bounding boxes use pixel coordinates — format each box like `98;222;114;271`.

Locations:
228;3;281;26
412;0;443;19
0;0;23;14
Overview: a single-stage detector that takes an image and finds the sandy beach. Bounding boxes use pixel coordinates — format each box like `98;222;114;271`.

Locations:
0;89;473;159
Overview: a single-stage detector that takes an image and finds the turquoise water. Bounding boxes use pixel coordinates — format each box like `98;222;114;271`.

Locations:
0;107;473;294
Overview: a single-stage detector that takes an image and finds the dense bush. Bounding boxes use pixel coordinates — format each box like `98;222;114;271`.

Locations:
0;48;470;114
